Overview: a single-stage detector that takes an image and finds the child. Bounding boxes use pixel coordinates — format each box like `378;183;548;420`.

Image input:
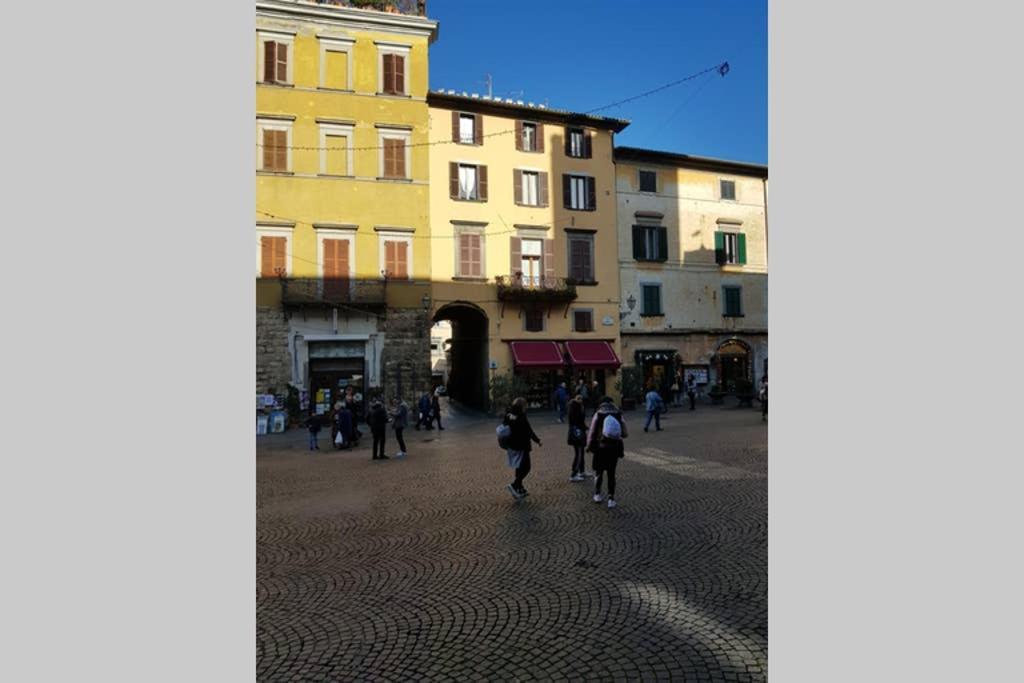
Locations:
304;411;322;451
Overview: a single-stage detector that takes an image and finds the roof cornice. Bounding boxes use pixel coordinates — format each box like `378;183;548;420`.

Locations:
256;0;439;43
615;146;767;178
427;92;630;133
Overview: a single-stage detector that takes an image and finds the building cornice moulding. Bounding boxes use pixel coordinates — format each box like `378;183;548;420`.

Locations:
256;1;439;42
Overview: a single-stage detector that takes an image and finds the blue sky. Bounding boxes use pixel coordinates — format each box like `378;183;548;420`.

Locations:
427;0;767;165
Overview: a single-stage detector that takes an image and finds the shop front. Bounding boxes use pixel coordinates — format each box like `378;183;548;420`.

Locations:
634;349;677;396
565;341;621;403
509;341;566;409
308;340;367;417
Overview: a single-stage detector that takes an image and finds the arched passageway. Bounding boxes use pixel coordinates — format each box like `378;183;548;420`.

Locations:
433;302;489;410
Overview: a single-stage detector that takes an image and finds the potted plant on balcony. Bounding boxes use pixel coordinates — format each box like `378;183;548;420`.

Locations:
615;366;643;411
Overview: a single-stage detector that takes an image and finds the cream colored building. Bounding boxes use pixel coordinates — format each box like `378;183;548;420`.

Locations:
614;147;768;396
427;92;629;410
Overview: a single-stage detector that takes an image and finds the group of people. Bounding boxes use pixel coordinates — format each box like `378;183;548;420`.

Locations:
304;385;447;459
553;378;604;423
669;372;699;410
504;391;628;509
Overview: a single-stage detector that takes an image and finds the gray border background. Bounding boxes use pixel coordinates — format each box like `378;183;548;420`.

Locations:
4;0;1023;680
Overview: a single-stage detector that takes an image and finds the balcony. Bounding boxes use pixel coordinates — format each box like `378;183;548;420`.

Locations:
280;277;387;310
495;274;578;303
310;0;427;16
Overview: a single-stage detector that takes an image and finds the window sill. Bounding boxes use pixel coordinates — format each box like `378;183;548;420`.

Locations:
635;258;668;264
318;173;355;179
573;280;599;287
514;201;546;208
723;314;745;318
639;313;665;318
565;207;597;212
452;276;488;283
258;81;294;88
377;176;412;183
453;197;487;203
257;170;294;176
455;141;481;146
377;92;411;98
318;87;354;93
566;154;592;160
573;329;595;334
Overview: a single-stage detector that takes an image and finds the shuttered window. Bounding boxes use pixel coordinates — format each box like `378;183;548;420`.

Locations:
322;238;350;299
383;240;409;279
457;232;483;278
568;235;594;283
716;231;746;265
631;225;668;261
573;310;594;333
720;179;736;200
641;284;662;316
639;170;657;192
723;286;743;317
263;41;288;83
262;129;288;172
521;122;538;151
524;307;544;332
382;53;406;95
520;171;539;206
566;128;591;158
564;175;595;210
260;236;287;277
382;138;406;178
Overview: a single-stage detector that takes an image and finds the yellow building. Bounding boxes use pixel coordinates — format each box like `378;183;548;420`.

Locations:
614;147;768;399
427;91;629;410
255;0;438;412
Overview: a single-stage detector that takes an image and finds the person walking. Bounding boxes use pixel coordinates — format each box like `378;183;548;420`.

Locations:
576;379;589;412
587;396;628;508
368;399;389;460
671;373;682;408
334;401;355;449
760;375;768;421
504;397;541;499
430;391;445;431
644;387;664;432
304;411;322;451
416;392;432;431
567;394;588;482
687;374;697;411
554;382;569;423
390;396;409;458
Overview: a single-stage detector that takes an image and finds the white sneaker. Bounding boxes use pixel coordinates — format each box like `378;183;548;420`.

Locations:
570;475;583;482
593;493;604;503
607;499;617;509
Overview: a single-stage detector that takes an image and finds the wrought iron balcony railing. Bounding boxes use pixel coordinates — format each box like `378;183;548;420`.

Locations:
280;277;387;308
495;274;578;302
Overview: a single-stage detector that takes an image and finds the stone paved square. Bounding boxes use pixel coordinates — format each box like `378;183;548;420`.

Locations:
257;405;767;681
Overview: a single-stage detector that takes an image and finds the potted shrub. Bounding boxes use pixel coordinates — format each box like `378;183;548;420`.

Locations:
615;366;643;411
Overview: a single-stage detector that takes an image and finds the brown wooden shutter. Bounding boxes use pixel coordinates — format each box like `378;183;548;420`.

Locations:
583;130;593;158
260;236;273;276
510;236;522;276
384;240;396;276
478;165;488;201
473;114;483;145
263;41;275;82
274;131;286;171
515;120;523;151
562;174;571;208
383;54;394;93
538;171;549;207
543;239;555;282
451;111;460;142
262;129;274;170
450;162;459;198
586;177;596;210
396;241;408;278
382;139;392;176
513;169;523;204
536;123;544;152
324;238;350;300
469;234;481;277
395;139;406;178
397;55;406;94
458;233;469;276
276;42;287;83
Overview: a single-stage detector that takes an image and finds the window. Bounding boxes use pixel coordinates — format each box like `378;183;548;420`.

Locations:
317;229;354;299
639;170;657;193
514;170;547;207
566;127;591;158
319;37;353;90
573;309;594;332
456;229;484;278
259;33;292;84
452;112;482;145
641;284;663;316
720;179;736;200
459;115;475;144
256;226;293;277
563;174;596;211
631;224;668;261
319;123;353;176
518;121;542;152
723;285;743;317
450;163;488;201
378;128;411;179
379;233;412;279
525;306;544;332
522;171;538;206
257;118;292;172
377;43;410;95
567;233;595;284
520;238;543;286
714;231;747;265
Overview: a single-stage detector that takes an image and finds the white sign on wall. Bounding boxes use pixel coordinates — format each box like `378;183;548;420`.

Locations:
602;316;614;326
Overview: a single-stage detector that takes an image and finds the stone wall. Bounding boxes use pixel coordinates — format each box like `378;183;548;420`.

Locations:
257;306;292;395
379;307;433;405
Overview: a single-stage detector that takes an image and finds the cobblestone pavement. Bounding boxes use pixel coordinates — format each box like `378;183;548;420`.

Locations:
257;403;767;682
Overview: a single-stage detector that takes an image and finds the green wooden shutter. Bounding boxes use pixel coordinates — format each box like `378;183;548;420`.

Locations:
737;233;747;264
714;232;726;264
632;226;643;260
657;226;668;261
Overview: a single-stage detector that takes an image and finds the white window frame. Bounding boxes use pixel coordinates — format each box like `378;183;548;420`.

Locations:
638;168;658;193
256;224;294;277
521;122;538;151
377;128;412;179
453;224;486;278
319;123;354;176
256;118;293;173
458;114;476;144
315;226;356;280
720;178;737;201
568;174;588;210
378;231;414;280
572;307;595;333
718;224;742;265
376;42;411;96
568;128;585;157
456;163;479;200
257;31;294;85
521;170;539;206
319;36;354;91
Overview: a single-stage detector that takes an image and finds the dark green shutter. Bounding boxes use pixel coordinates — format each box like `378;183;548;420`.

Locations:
563;174;571;208
714;232;726;264
632;226;643;260
737;233;747;264
657;226;668;261
586;177;596;210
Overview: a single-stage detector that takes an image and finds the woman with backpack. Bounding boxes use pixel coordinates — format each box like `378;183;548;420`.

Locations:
567;394;588;482
587;396;628;509
503;397;542;499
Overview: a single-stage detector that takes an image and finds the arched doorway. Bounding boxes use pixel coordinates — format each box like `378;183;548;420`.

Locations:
714;338;752;393
433;301;489;411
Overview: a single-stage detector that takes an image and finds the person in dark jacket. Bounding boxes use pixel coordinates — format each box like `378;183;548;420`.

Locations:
504;397;541;499
416;392;432;430
334;404;355;449
367;400;389;460
587;396;629;509
567;394;588;481
389;397;409;458
430;391;445;431
304;411;322;451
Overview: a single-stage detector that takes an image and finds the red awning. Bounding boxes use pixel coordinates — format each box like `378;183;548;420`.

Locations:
510;341;564;368
565;341;621;368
